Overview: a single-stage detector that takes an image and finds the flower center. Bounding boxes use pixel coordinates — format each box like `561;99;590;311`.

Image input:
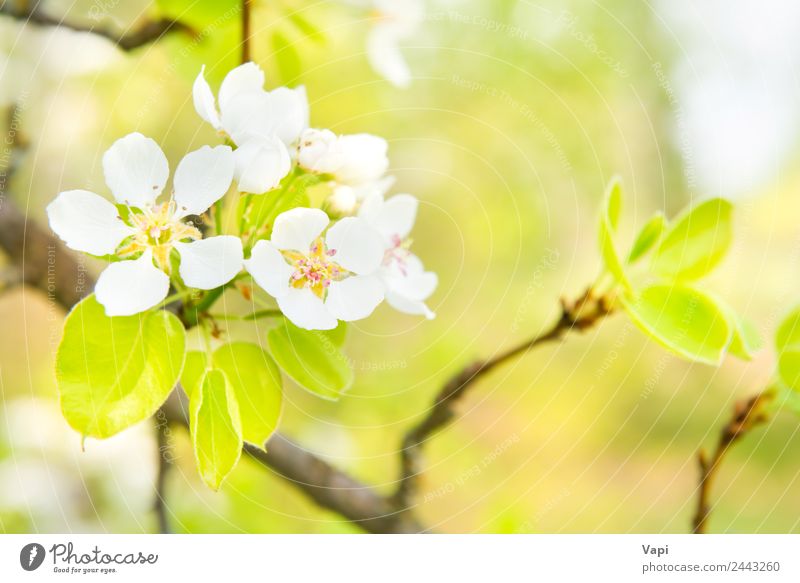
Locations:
383;233;412;275
117;201;201;271
284;238;347;299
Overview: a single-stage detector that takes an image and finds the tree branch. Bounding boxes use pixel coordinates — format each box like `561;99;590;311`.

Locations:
0;2;193;51
391;288;614;509
241;0;253;64
692;392;771;534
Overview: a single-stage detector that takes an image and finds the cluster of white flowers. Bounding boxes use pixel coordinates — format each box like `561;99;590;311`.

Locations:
47;62;437;330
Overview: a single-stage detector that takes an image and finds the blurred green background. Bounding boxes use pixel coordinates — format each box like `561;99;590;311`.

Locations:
3;0;800;533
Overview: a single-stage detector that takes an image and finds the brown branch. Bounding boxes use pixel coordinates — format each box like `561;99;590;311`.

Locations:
391;288;614;509
0;2;193;51
241;0;253;63
692;392;771;534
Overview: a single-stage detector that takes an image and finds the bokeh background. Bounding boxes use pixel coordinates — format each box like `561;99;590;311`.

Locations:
3;0;800;533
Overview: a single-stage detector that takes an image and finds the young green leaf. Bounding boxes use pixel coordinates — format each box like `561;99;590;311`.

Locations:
777;349;800;392
56;295;185;439
322;322;348;348
627;212;665;264
190;369;242;490
212;343;283;446
267;320;353;400
621;283;732;365
597;177;631;290
725;312;762;361
651;198;733;281
774;307;800;391
181;351;208;400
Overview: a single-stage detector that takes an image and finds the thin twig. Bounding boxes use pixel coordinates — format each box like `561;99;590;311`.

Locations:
0;3;193;51
692;392;771;534
153;410;172;534
391;288;614;509
241;0;253;63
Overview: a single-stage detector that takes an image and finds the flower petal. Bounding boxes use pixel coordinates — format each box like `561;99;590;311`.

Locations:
94;249;170;316
271;208;329;252
244;240;293;299
220;91;273;145
382;253;438;301
269;86;309;145
175;236;243;290
277;287;338;330
367;27;412;89
103;132;169;207
218;62;265;111
325;274;384;322
386;292;435;319
193;65;221;130
46;189;134;255
359;192;418;241
324;217;384;274
233;137;291;194
173;145;235;217
335;133;389;185
298;128;344;174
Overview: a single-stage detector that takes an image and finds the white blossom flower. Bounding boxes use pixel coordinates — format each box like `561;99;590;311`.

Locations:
359;192;437;318
326;176;397;216
245;208;386;330
366;0;425;88
47;132;243;317
298;129;389;186
193;62;307;193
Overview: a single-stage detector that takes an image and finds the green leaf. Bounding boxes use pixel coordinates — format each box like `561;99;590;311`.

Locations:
621;283;732;364
212;343;283;446
267;320;353;400
181;351;208;399
775;306;800;351
777;349;800;392
627;212;665;264
725;312;762;361
597;177;631;290
56;295;185;439
322;322;348;348
190;369;242;490
774;307;800;391
651;198;733;281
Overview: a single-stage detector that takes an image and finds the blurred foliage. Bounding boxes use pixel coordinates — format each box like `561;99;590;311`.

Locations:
3;0;800;534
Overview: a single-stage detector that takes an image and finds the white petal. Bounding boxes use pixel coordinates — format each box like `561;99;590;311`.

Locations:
192;65;221;130
382;253;438;300
175;236;243;290
351;175;396;201
271;208;329;252
325;274;384;322
324;217;384;274
103;132;169;207
221;91;273;145
269;86;309;145
335;133;389;185
386;292;435;319
277;287;337;330
218;62;265;111
94;250;170;316
173;145;235;217
297;128;343;174
367;27;412;89
46;189;134;255
359;193;417;240
233;137;291;194
244;240;293;299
